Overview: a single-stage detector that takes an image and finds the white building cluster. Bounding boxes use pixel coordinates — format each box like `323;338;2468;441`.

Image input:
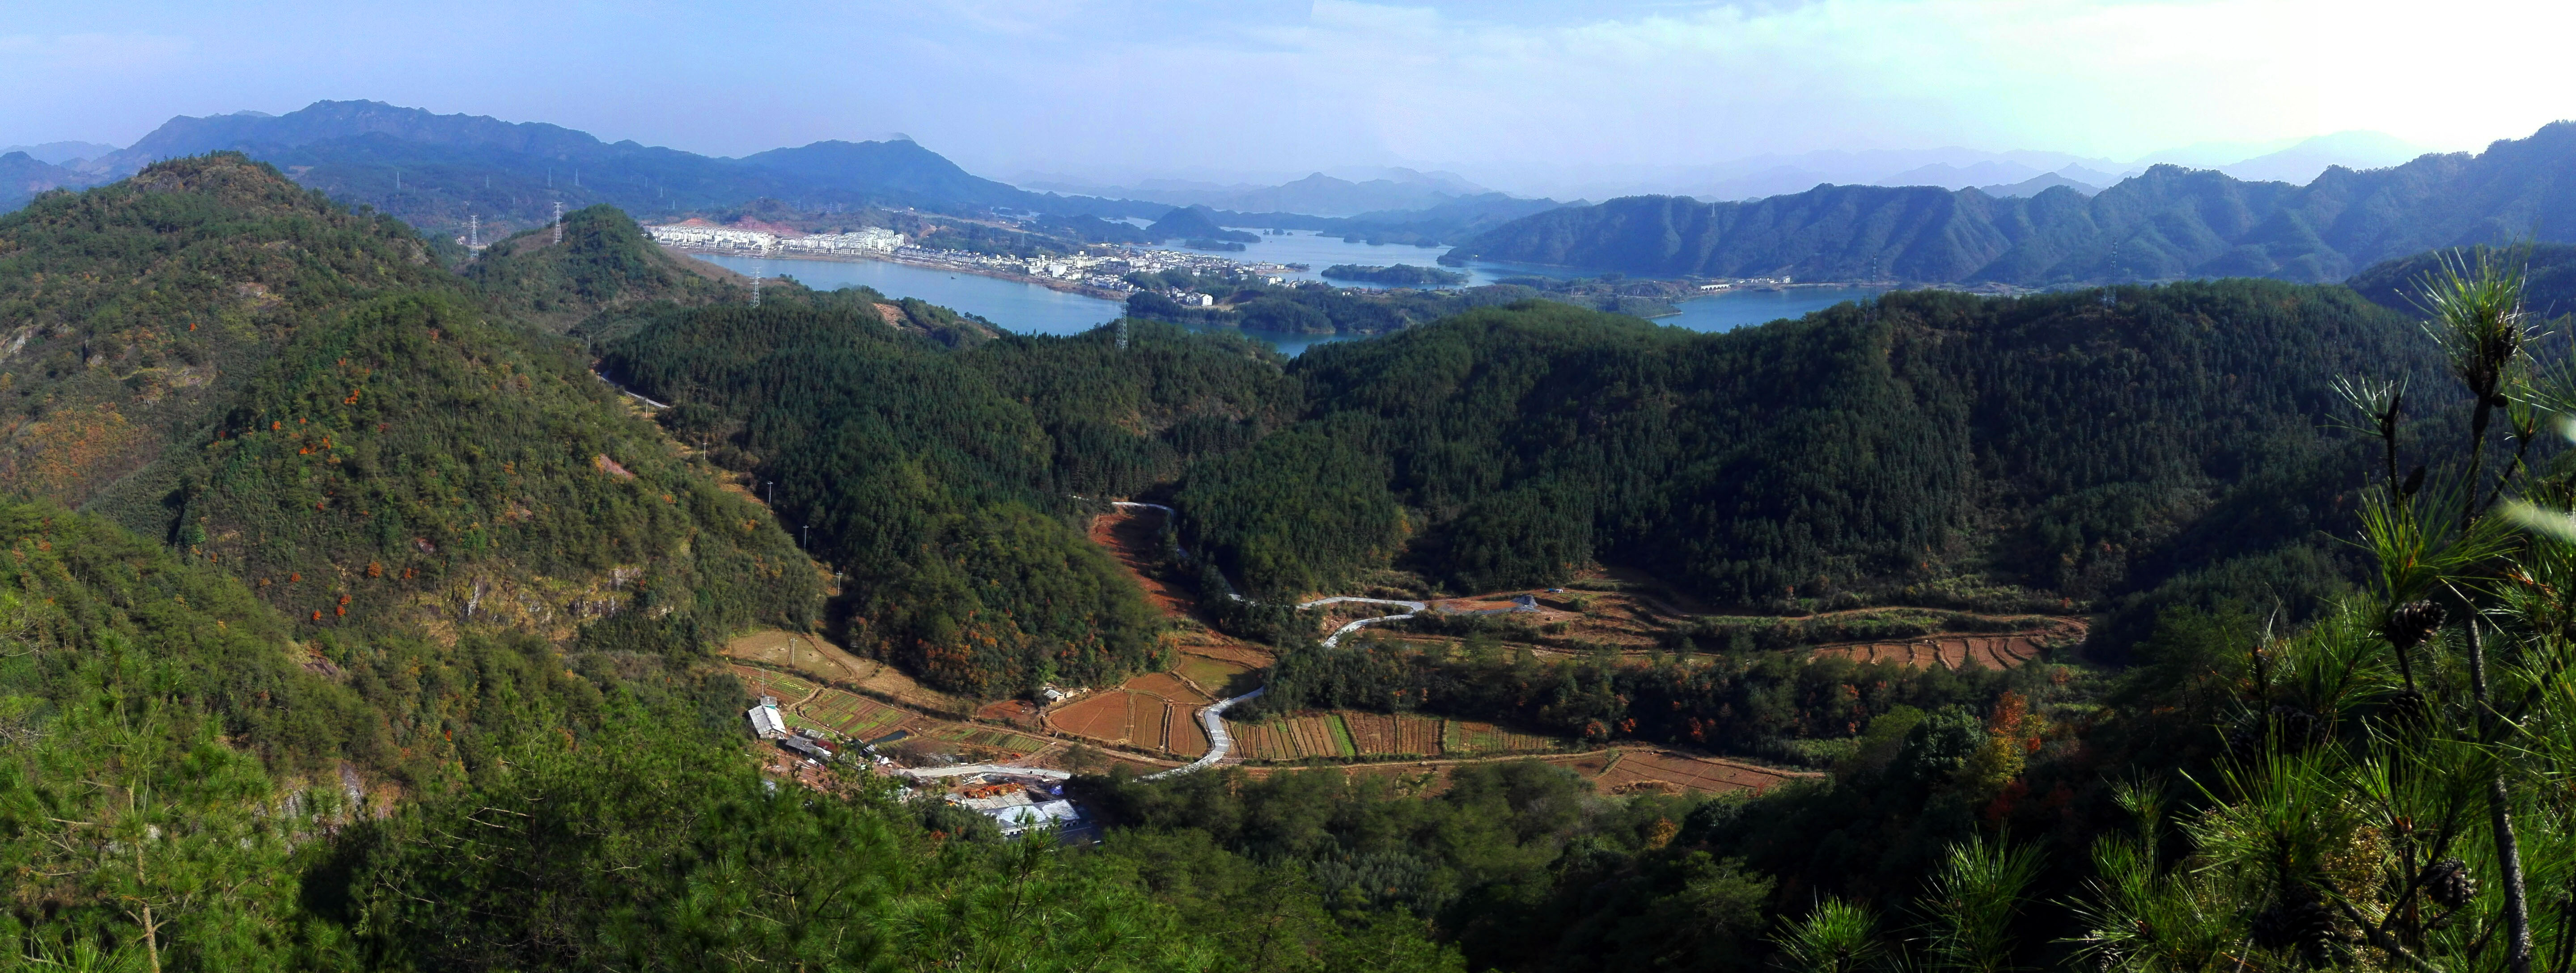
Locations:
792;228;907;254
649;218;1327;300
646;223;906;255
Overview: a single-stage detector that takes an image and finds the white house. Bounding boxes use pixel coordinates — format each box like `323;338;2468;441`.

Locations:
747;701;788;740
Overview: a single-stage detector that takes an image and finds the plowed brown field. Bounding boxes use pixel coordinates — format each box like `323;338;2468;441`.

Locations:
1346;712;1398;753
1052;691;1149;745
977;698;1043;728
1813;633;2050;670
1594;750;1805;795
1163;704;1210;757
1124;672;1211;705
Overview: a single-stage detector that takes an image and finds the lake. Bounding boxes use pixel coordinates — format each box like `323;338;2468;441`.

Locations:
684;251;1356;356
1142;228;1579;289
1659;285;1894;333
686;252;1891;358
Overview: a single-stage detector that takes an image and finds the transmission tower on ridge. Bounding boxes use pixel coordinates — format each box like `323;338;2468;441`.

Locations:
467;214;480;250
553;201;564;245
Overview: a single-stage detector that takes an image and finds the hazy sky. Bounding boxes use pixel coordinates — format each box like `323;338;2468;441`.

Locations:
6;0;2571;186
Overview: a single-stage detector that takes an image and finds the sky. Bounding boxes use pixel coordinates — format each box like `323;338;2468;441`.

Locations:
6;0;2573;191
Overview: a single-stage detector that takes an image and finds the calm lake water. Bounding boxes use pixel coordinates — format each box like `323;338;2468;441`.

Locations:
1661;285;1894;333
1144;229;1578;289
688;252;1891;357
685;252;1355;356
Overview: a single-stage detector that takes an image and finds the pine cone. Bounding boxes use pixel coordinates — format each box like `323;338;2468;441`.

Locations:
2427;858;2477;910
2381;688;2428;730
2268;704;2326;752
2387;600;2446;651
2226;723;2260;762
2250;895;2339;966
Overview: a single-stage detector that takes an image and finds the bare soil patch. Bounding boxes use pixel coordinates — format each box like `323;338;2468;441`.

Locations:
1593;749;1808;795
1123;671;1211;705
977;698;1044;729
1089;508;1197;616
1052;691;1147;745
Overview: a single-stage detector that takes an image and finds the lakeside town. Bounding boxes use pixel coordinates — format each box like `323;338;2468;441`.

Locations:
645;219;1301;303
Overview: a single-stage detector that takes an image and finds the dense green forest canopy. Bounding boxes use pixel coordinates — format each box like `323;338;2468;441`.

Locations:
2348;241;2576;319
1320;264;1471;285
0;152;456;505
1174;285;2440;628
601;293;1299;696
460;203;739;330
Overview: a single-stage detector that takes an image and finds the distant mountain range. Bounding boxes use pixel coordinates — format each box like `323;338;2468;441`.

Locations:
1;101;1570;246
1977;172;2103;198
1444;122;2576;286
1474;132;2426;203
48;100;1109;233
1016;168;1496;217
0;141;118;166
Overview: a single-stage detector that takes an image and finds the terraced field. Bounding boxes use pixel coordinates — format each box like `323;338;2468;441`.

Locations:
1048;686;1211;758
917;723;1049;754
1124;672;1211;705
1593;749;1805;795
1443;720;1563;755
1051;691;1157;745
802;690;912;737
1227;714;1360;760
1811;632;2060;670
1340;712;1445;757
1175;654;1253;693
730;664;816;701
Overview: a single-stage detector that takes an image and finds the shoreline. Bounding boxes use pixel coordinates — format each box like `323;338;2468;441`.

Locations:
660;245;1136;302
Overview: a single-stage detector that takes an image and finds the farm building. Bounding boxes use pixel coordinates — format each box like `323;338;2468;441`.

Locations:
748;698;788;740
782;736;835;761
990;800;1083;837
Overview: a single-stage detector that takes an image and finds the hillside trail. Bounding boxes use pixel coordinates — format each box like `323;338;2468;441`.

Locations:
1079;503;1408;776
1081;503;1648;780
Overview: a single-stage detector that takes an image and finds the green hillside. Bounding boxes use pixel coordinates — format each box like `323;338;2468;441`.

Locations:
1174;284;2438;622
2347;241;2576;319
460;203;739;330
602;297;1296;697
103;291;813;644
0;152;458;505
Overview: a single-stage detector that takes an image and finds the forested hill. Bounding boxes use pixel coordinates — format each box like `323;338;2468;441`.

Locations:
602;296;1301;697
1176;285;2444;628
1447;121;2576;285
462;203;741;330
0;153;812;645
0;152;456;505
2347;241;2576;319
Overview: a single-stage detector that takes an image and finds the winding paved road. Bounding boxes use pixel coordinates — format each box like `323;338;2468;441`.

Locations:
1085;503;1459;778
